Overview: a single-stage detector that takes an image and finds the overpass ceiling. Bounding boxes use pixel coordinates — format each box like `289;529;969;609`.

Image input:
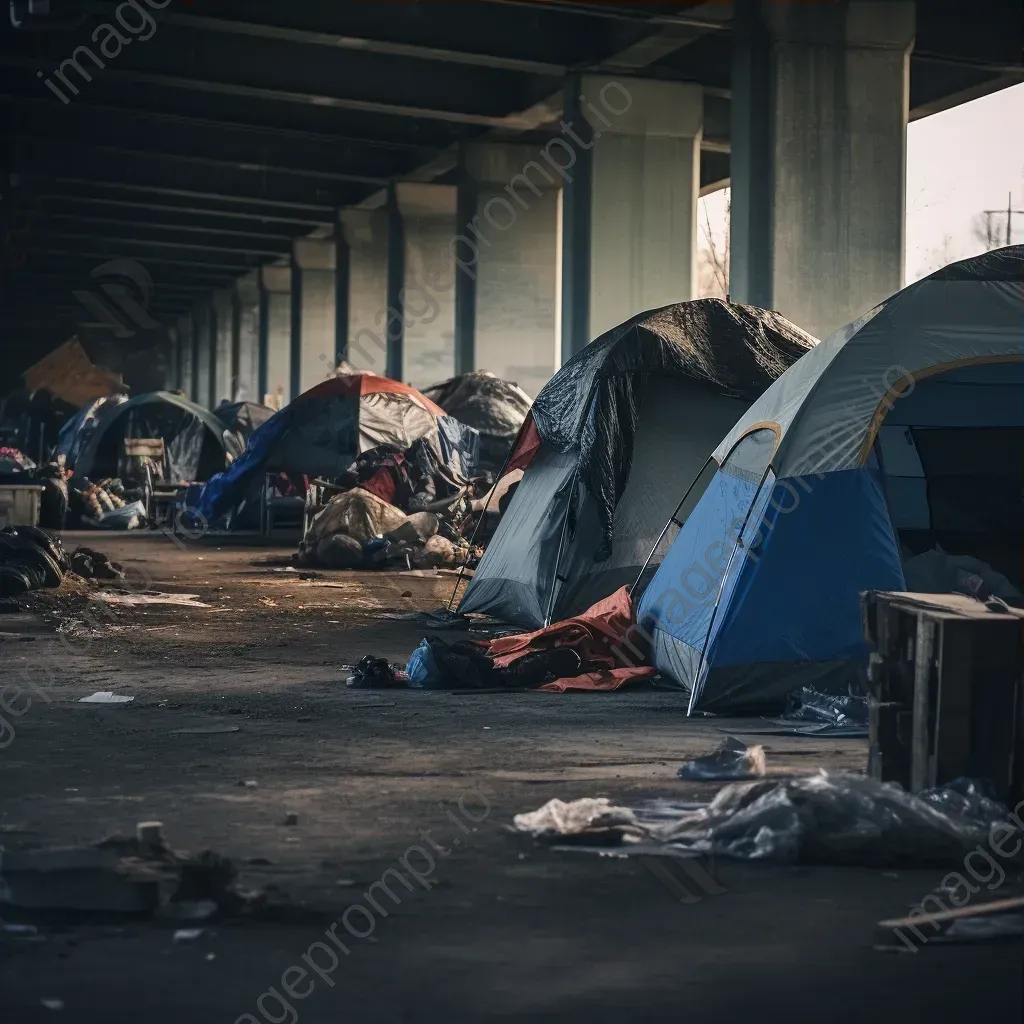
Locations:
1;0;1021;359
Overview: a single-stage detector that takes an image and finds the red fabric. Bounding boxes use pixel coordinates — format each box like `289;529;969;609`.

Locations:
485;585;654;692
360;465;399;504
298;374;446;417
503;414;542;474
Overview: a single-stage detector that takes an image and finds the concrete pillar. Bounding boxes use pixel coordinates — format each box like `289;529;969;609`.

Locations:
334;227;349;368
340;208;389;376
730;0;915;340
385;184;404;380
257;277;270;402
463;143;561;398
213;289;233;407
294;237;337;393
289;255;302;400
189;311;201;403
261;266;292;407
196;303;214;409
235;271;260;402
395;182;456;389
178;315;194;399
166;326;179;392
561;76;703;355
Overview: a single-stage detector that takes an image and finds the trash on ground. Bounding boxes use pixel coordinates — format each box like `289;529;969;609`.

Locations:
677;736;767;781
284;813;299;827
512;798;646;842
90;592;211;608
172;724;240;735
346;656;409;689
172;928;204;942
514;774;1013;866
79;692;134;704
40;998;64;1011
767;685;869;736
878;894;1024;946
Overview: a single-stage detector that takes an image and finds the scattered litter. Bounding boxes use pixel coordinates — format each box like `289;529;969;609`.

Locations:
346;656;408;689
677;736;767;781
79;691;134;704
768;685;869;737
159;900;217;923
172;725;240;735
259;598;278;607
136;821;164;847
335;879;357;887
90;592;211;609
514;774;1012;866
401;591;413;598
380;608;470;629
270;567;298;572
40;998;64;1011
938;914;1024;943
284;813;299;827
1;922;39;937
238;780;259;788
172;928;204;942
878;894;1024;947
205;952;216;961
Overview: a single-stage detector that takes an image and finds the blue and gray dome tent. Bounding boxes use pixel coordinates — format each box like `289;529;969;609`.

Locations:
638;246;1024;715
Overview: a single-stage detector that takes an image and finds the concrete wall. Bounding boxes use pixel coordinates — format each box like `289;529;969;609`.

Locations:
396;183;456;389
195;306;212;410
213;289;233;408
466;143;560;398
341;209;389;376
262;266;292;407
294;238;336;395
177;316;194;399
235;273;260;402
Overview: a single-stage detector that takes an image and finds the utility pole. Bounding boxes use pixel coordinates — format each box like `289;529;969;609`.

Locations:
982;192;1024;248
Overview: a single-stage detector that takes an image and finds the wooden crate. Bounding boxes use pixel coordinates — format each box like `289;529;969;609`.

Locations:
862;591;1024;802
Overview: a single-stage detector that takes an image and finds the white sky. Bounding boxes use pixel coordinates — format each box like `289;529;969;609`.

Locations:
698;80;1024;287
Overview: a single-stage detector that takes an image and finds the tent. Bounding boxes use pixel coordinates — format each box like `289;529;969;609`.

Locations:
197;372;478;524
73;391;240;483
212;400;276;450
638;246;1024;715
457;299;817;628
421;371;533;473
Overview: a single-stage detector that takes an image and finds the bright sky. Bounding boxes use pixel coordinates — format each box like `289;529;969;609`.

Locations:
698;80;1024;288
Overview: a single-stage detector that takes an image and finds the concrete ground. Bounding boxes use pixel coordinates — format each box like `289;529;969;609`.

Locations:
1;533;1021;1023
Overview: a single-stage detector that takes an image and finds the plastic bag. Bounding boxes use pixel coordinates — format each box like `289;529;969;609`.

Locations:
677;736;767;781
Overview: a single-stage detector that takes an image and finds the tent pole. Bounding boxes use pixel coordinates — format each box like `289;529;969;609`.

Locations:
542;465;580;628
687;464;773;716
628;455;714;602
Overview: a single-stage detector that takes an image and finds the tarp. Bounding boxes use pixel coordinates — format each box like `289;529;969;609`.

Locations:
422;371;532;472
23;337;123;408
640;245;1024;714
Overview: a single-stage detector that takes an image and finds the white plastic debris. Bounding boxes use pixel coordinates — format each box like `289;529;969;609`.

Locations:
172;929;204;942
40;998;64;1011
513;798;640;838
79;692;134;704
90;592;210;608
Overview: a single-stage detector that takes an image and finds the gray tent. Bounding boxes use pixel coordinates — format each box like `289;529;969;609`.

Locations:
457;299;817;628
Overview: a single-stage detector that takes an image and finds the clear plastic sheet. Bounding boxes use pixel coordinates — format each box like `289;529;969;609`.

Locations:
516;773;1014;867
677;736;767;781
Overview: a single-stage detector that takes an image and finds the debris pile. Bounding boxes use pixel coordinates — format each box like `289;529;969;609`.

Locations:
297;485;482;572
514;774;1015;868
0;526;124;596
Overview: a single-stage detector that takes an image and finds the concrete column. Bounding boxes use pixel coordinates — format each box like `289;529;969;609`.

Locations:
385;184;404;380
340;208;389;376
294;237;337;393
189;311;201;403
235;271;260;402
561;76;703;354
212;290;233;407
289;255;302;400
461;143;561;397
257;277;270;402
177;315;194;399
730;0;915;340
261;265;292;407
395;182;456;389
166;326;179;392
334;226;349;367
196;303;214;409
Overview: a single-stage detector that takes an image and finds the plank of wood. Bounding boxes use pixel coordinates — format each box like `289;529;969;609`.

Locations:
879;894;1024;930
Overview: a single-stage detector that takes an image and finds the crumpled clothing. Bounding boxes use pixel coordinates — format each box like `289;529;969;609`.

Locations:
484;585;654;691
513;798;641;838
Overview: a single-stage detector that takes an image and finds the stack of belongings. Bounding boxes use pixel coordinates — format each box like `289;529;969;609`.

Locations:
421;371;532;475
402;586;656;692
0;448;71;532
296;484;480;571
0;526;124;597
68;475;147;530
